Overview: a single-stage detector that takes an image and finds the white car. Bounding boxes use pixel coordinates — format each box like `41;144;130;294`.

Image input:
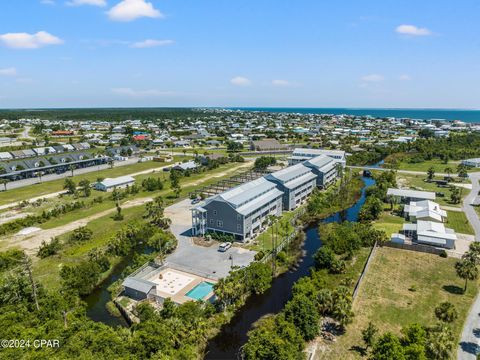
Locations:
218;242;232;252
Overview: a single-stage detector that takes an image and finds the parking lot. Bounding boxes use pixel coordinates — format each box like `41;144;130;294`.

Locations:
165;199;257;279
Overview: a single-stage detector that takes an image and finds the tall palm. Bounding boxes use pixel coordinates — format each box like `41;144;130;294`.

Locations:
455;258;478;292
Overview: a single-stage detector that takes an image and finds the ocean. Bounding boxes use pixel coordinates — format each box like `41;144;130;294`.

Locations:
229;108;480;123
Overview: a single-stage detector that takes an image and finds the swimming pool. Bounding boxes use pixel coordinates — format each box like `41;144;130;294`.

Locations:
186;281;215;300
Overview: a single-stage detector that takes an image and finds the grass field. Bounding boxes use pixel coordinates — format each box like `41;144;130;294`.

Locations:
0;159;180;206
386;159;461;173
372;209;405;237
318;247;478;360
445;210;475;235
396;173;467;208
31;161;253;289
18;161;250;230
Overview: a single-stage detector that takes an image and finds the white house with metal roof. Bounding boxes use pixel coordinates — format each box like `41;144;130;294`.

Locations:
303;155;339;189
95;175;135;192
387;188;436;203
401;220;456;249
403;200;447;223
265;163;317;210
191;177;283;241
288;148;346;166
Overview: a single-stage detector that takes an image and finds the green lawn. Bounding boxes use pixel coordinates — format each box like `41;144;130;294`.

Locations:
387;159;461;173
0;159;178;206
28;161;250;230
320;247;479;360
445;210;475;235
372;210;405;237
31;162;253;289
248;210;298;253
396;173;467;208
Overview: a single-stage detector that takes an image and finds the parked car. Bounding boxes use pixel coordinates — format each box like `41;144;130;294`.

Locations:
191;198;200;204
218;242;232;252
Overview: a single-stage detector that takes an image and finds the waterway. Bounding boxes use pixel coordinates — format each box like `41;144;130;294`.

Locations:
205;176;376;359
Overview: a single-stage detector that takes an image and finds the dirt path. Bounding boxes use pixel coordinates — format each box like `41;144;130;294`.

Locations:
5;197;153;255
3;161;253;254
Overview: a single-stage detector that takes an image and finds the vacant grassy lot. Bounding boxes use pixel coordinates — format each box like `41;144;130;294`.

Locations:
0;159;178;206
387;159;461;173
446;210;475;235
319;247;478;360
396;173;467;208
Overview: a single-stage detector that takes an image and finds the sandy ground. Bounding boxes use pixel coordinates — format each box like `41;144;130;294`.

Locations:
3;197;153;255
2;161;254;255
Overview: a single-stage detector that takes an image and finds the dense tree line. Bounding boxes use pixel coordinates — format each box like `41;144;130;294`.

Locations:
243;223;386;359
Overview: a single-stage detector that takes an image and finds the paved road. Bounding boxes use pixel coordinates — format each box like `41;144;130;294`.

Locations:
0;159;172;211
2;157;143;191
347;165;451;177
459;172;480;360
165;199;256;279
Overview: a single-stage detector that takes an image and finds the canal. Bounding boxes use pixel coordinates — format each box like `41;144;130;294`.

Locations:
205;176;375;359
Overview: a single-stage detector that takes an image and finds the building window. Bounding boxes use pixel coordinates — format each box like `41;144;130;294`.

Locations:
210;219;214;225
217;220;223;228
237;214;241;221
213;210;217;216
237;224;242;231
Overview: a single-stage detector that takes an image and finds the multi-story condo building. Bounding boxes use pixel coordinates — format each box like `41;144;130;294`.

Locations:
264;163;317;211
303;155;339;189
191;177;283;241
288;148;346;166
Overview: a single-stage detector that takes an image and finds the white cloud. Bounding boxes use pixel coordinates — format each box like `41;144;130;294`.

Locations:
66;0;107;6
107;0;163;22
272;79;291;87
399;74;412;81
361;74;384;82
0;67;17;76
0;31;63;49
395;24;432;37
230;76;251;86
112;87;173;97
130;39;174;48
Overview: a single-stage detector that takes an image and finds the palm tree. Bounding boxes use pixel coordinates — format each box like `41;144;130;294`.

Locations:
444;167;453;181
455;257;478;292
427;166;435;181
68;164;75;177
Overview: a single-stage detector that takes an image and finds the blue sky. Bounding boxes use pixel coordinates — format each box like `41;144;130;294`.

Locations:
0;0;479;108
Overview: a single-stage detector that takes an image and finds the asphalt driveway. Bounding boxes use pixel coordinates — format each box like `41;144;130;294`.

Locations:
165;199;256;279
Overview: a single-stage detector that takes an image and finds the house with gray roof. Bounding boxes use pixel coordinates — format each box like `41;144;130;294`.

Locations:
265;163;317;210
303;155;339;189
387;188;436;203
192;177;284;241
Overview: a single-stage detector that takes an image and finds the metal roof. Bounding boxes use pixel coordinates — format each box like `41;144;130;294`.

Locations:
387;188;436;201
292;148;346;159
99;175;135;188
236;187;283;216
216;177;278;208
304;155;337;171
267;163;313;183
122;277;156;294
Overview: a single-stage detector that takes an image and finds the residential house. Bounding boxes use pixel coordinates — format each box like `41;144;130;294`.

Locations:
95;176;135;192
403;200;447;223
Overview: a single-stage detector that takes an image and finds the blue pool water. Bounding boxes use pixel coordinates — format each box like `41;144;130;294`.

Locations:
186;281;215;300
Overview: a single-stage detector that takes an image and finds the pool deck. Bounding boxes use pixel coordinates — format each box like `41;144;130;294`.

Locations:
144;266;216;304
